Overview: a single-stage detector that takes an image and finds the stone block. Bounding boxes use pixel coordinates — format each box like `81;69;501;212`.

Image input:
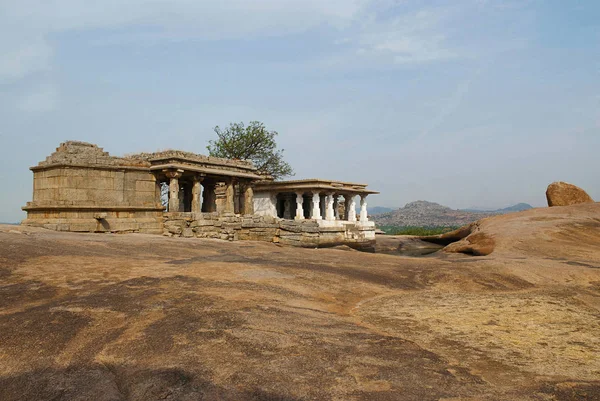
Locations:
279;222;304;233
107;221;139;232
223;222;242;230
182;228;194;238
197;220;217;227
193;226;218;233
261;216;278;224
301;233;319;238
135;180;156;192
318;226;346;233
278;237;302;246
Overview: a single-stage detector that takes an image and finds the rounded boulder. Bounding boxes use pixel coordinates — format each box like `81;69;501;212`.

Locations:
546;181;594;207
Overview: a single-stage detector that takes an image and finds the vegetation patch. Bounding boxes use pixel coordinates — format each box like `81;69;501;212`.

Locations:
379;226;460;236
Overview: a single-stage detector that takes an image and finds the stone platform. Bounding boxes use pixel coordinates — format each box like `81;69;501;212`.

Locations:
163;212;376;251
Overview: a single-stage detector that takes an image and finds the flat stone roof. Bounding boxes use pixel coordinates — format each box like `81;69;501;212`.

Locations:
32;141;264;179
149;163;264;180
255;179;379;195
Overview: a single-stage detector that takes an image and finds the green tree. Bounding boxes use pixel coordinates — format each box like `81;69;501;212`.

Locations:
207;121;294;180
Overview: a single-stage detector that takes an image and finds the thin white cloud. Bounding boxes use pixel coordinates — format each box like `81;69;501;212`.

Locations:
0;36;52;82
16;84;59;113
332;4;462;66
0;0;369;82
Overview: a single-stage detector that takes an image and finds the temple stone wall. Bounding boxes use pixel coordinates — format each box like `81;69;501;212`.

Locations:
31;167;158;208
253;192;277;217
23;209;163;234
163;213;376;251
23;141;164;234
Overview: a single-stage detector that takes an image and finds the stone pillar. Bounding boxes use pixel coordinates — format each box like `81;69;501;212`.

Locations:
191;175;204;213
225;179;235;214
283;195;292;220
164;169;183;212
295;192;304;220
325;193;335;221
360;194;369;222
215;182;228;214
234;182;241;214
155;178;162;208
333;195;340;220
244;184;254;215
347;195;357;222
311;192;322;220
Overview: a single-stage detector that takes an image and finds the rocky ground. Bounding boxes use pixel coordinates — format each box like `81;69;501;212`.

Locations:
1;203;600;400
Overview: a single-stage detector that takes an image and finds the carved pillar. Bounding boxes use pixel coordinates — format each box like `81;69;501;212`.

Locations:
295;192;304;220
192;175;204;213
225;179;235;214
244;184;255;215
347;194;357;222
215;182;228;214
164;169;183;212
360;194;369;222
234;182;241;214
325;193;335;221
311;192;322;220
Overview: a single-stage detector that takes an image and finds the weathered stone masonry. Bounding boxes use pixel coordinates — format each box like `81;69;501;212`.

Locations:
23;141;378;250
162;213;376;250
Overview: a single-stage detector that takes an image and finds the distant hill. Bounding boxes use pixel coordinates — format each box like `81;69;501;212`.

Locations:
461;203;533;213
372;201;532;228
496;203;534;213
368;206;394;215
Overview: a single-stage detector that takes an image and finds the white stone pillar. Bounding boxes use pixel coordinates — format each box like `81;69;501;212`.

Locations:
295;192;304;220
311;192;322;220
360;194;369;222
283;196;292;219
325;193;335;221
347;194;357;222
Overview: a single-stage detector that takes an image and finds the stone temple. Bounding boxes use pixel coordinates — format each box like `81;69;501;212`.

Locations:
22;141;378;250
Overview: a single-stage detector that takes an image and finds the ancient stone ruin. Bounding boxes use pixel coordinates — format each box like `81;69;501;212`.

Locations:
22;141;378;250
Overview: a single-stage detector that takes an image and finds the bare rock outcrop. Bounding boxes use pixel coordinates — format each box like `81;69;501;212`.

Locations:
422;202;600;258
420;223;495;256
546;181;594;207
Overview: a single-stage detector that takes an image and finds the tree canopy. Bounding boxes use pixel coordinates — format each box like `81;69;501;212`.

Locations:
207;121;294;180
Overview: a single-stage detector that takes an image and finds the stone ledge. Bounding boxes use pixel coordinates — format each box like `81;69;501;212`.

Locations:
23;205;165;212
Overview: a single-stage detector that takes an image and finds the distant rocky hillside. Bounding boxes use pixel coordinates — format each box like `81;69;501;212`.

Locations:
368;206;394;215
372;201;532;228
461;203;533;213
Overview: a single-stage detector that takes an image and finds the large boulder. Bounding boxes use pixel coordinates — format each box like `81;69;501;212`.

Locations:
546;181;594;207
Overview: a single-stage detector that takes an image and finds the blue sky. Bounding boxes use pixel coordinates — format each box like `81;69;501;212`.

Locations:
1;0;599;222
